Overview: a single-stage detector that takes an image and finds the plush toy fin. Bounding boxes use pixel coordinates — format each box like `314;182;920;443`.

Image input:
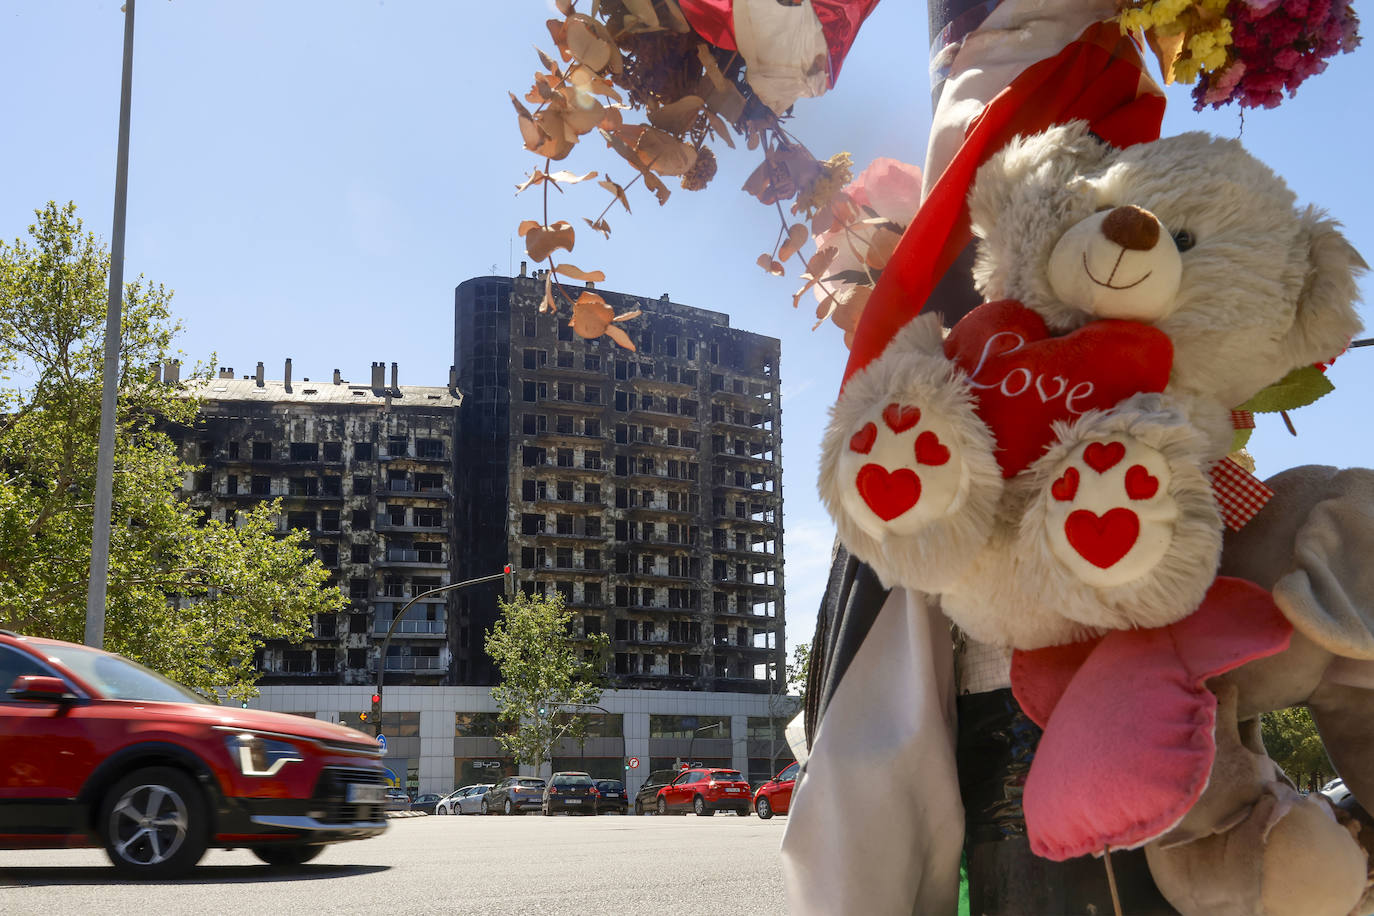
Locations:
1012;577;1291;861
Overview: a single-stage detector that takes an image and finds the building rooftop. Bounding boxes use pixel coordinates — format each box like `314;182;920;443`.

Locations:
186;377;461;407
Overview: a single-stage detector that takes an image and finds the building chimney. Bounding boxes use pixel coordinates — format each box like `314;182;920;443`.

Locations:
283;358;292;390
163;360;181;384
519;260;527;277
218;366;234;379
390;361;398;391
150;362;162;384
371;361;385;390
448;365;458;389
255;362;265;387
585;280;596;289
333;369;342;385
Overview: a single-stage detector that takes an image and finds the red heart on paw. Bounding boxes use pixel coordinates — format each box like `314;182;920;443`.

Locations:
914;430;950;466
1083;441;1126;474
1124;464;1159;500
849;422;877;455
882;403;921;433
1064;508;1139;569
1051;467;1079;502
856;464;921;521
944;301;1172;479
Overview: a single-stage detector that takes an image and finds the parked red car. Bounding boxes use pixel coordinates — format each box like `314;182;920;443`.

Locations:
753;761;798;819
0;631;388;877
655;767;752;817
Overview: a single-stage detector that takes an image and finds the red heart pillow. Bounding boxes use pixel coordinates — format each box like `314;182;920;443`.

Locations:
944;301;1173;478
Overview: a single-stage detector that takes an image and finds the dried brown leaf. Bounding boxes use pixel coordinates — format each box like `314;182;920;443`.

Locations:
621;0;660;28
583;217;612;238
525;220;577;262
634;127;697;176
612;308;642;322
779;223;809;263
865;225;903;270
547;18;570;60
517;219;543;237
515;170;547;194
812;291;837;329
604;325;636;349
703;110;736;149
540;271;557;314
537;47;562;76
554;0;574;14
648;95;705;134
554;263;606;282
756;253;784;276
599;177;633;214
548;169;598;185
571;291;614;338
659;0;692;33
642;169;670;205
566;15;619;73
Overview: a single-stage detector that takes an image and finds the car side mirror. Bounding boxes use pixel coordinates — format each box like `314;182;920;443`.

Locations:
8;674;77;703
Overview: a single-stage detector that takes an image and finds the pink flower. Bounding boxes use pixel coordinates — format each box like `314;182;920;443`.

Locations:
812;157;922;304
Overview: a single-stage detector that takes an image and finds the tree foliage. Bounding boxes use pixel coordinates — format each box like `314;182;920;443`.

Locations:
0;202;342;700
787;641;811;706
485;592;611;769
1261;706;1332;790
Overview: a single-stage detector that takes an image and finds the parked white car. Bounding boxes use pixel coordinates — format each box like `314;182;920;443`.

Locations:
1322;778;1351;805
436;784;493;815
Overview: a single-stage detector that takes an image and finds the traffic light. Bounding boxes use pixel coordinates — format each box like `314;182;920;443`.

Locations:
503;564;514;596
371;693;383;722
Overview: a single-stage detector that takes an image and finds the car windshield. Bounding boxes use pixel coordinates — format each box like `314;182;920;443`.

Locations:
596;780;623;791
517;779;545;788
712;771;743;781
40;643;207;703
557;774;594;786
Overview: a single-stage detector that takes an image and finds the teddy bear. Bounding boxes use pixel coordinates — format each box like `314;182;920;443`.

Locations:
817;121;1371;915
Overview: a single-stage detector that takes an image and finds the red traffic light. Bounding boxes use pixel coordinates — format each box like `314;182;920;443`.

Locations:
503;564;512;574
371;694;381;704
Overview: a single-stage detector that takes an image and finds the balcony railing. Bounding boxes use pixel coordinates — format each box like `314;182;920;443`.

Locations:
373;618;446;635
383;656;444;671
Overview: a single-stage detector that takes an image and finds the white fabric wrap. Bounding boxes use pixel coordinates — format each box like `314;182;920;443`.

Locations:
781;589;964;915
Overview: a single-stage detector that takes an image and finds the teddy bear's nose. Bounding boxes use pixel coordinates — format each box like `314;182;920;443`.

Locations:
1101;206;1160;251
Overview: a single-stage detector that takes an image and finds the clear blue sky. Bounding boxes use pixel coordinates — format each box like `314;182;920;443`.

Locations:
2;1;1371;657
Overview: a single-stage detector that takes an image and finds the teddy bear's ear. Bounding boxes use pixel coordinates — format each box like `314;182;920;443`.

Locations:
968;121;1113;231
1282;208;1367;369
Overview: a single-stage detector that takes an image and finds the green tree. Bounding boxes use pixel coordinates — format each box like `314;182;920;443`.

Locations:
0;202;342;700
485;592;611;770
1261;706;1331;791
787;641;812;706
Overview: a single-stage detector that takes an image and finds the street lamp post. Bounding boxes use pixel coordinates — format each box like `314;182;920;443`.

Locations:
373;569;508;735
685;721;722;770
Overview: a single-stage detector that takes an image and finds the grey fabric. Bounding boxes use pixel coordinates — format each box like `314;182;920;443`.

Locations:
1221;465;1374;658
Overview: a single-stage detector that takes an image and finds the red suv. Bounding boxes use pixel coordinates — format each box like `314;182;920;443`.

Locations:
655;767;752;817
0;631;388;877
752;761;798;819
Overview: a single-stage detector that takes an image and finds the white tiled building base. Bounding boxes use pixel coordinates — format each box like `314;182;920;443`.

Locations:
247;685;798;798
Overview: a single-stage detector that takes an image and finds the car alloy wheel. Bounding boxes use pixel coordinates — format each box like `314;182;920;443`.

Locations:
757;797;773;819
437;806;448;815
251;844;323;867
693;795;713;817
504;799;513;816
657;797;667;816
100;766;208;878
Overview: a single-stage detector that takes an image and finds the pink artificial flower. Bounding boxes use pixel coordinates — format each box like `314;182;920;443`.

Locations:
812;157;923;305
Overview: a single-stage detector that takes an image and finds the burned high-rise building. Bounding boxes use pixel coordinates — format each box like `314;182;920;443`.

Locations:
454;268;786;694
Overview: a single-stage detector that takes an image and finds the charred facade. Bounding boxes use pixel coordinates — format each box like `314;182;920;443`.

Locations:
454;269;786;694
176;360;465;686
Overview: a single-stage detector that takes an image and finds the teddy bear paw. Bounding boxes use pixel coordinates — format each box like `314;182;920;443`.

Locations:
819;314;1003;592
836;402;965;540
1017;397;1223;632
1041;436;1177;587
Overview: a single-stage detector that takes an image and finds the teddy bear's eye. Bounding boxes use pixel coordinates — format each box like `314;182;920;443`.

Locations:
1172;229;1196;252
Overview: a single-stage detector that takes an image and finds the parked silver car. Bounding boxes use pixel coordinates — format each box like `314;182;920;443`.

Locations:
436;784;493;815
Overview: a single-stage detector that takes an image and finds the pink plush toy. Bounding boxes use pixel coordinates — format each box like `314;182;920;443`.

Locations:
818;121;1371;915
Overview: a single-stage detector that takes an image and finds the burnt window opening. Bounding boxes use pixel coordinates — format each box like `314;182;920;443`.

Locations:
228;441;240;459
416;438;444;459
321;509;340;531
290;442;319;462
318;545;338;567
323;441;343;462
354;442;373;460
251;475;272;496
286;510;316;531
252;441;273;460
226;475;238;495
352;475;372;495
557;322;573;342
352;509;371;529
386;436;408;457
584;516;601;537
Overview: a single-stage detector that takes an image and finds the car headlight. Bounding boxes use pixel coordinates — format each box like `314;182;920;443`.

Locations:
225;732;303;777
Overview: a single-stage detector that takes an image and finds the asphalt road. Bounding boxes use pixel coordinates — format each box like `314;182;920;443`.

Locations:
0;811;790;916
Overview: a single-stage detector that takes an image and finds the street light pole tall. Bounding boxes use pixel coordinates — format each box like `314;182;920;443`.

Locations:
85;0;137;648
686;721;722;770
373;569;509;735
